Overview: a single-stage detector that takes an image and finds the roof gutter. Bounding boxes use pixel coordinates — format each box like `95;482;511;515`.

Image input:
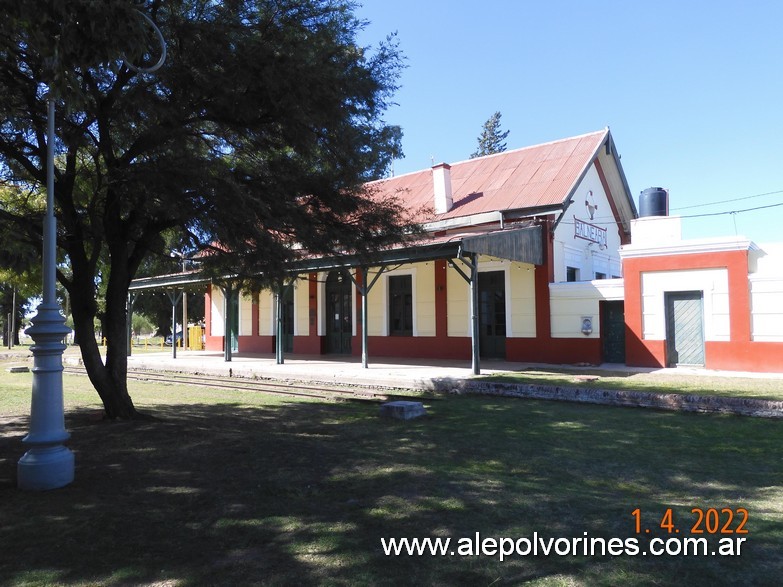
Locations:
424;204;564;233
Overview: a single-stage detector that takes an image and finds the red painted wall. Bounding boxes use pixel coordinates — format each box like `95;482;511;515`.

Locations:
205;335;223;352
366;335;471;360
239;336;274;353
623;247;783;372
506;337;602;365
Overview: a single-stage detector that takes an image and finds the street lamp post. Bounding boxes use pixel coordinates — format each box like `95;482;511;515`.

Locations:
17;7;166;491
17;97;75;490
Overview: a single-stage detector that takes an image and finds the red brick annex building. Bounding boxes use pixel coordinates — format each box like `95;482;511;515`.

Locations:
132;129;783;373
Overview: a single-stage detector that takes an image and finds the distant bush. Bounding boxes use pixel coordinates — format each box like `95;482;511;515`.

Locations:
132;314;156;337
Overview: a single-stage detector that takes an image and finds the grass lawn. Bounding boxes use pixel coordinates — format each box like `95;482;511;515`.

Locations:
1;362;781;586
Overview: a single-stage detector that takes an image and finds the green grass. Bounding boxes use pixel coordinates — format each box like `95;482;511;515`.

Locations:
482;367;783;402
1;364;782;586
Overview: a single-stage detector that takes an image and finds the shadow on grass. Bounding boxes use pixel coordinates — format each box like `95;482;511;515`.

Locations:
0;396;781;586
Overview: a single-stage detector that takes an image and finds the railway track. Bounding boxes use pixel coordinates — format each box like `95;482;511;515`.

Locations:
62;366;431;403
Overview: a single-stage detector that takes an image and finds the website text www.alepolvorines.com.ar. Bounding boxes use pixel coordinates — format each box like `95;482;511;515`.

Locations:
381;532;747;561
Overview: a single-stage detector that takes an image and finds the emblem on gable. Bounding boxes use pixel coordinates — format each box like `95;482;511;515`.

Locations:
584;190;598;220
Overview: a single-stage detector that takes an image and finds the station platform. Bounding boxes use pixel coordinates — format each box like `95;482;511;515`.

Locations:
127;351;522;390
124;350;783;391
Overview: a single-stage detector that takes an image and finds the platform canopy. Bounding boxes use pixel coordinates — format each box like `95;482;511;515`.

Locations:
128;224;543;373
128;224;542;291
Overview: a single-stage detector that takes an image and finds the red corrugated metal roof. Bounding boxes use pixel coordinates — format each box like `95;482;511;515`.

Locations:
368;129;609;224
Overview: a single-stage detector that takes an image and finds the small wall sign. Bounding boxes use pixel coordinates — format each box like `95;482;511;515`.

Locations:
581;316;593;335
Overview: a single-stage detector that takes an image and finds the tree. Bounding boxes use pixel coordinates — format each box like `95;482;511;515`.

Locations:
0;186;41;346
470;111;510;158
0;0;414;418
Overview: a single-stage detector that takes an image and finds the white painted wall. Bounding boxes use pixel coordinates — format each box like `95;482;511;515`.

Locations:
640;269;730;341
553;164;624;282
210;285;224;336
750;243;783;342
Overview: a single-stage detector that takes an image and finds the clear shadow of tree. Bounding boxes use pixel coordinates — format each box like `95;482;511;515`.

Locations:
0;395;781;586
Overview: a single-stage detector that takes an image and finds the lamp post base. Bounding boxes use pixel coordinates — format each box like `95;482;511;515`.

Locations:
18;302;74;491
18;445;75;491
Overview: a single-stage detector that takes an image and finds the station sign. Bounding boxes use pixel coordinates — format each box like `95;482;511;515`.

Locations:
574;218;607;248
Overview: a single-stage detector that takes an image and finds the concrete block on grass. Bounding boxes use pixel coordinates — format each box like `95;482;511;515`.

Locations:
380;400;426;420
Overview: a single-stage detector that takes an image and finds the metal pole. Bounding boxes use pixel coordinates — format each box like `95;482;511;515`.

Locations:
171;293;178;360
164;289;182;359
10;286;15;348
17;96;74;490
182;290;188;350
223;285;233;362
360;267;369;369
470;253;480;375
275;284;284;365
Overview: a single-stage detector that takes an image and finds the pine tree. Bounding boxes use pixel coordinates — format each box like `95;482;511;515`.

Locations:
471;111;511;158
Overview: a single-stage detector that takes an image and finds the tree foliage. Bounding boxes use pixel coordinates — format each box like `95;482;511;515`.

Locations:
470;111;510;158
0;0;414;418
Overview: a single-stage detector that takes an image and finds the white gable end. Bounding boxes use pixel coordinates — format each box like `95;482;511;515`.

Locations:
553;163;624;282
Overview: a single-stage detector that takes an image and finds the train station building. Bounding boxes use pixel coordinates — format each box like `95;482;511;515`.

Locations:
132;128;783;373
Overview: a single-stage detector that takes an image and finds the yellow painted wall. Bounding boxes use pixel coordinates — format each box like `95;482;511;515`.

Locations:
366;268;385;336
365;262;436;336
258;289;274;336
295;278;309;336
446;262;470;337
238;293;253;336
446;257;537;338
416;262;436;336
549;279;624;338
509;263;536;337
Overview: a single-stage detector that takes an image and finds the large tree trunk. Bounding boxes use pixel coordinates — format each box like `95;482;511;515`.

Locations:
71;301;142;419
68;260;144;420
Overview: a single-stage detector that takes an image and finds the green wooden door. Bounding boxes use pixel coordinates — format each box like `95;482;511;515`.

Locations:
325;271;352;354
665;291;705;367
281;286;294;353
478;271;506;359
601;301;626;363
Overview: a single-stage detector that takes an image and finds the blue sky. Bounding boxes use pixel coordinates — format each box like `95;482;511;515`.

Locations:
355;0;783;243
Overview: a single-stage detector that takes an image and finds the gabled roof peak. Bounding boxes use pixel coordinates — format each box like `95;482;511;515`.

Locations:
445;128;610;169
371;128;611;185
366;128;628;228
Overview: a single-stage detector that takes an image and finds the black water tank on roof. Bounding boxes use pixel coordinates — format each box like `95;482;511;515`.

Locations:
639;187;668;217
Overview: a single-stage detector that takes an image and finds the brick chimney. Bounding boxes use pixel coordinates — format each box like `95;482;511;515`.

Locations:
432;162;453;214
